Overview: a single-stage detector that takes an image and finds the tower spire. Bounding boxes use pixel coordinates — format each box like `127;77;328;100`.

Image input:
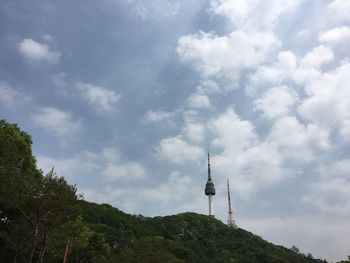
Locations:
205;152;215;217
207;152;212;181
227;178;237;229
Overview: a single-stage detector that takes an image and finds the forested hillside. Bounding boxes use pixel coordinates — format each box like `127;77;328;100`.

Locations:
79;201;327;263
0;119;345;262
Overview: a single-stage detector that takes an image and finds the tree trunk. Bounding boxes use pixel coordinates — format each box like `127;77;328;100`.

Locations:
38;216;49;263
62;243;69;263
28;224;39;263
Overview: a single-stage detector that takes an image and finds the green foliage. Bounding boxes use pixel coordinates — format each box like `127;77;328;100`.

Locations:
80;202;329;263
0;120;39;218
0;120;41;261
69;232;111;263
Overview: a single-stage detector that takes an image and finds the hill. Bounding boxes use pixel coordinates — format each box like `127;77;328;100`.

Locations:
79;201;327;263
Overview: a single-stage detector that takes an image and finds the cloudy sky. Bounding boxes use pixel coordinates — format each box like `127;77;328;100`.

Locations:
1;0;350;261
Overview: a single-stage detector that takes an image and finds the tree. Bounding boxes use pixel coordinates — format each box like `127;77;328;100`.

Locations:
26;168;81;263
291;246;300;254
0;120;81;262
0;120;41;261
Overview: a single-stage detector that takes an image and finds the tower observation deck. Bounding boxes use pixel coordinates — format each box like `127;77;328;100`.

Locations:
205;153;215;216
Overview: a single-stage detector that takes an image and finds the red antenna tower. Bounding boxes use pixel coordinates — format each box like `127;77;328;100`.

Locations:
227;178;237;229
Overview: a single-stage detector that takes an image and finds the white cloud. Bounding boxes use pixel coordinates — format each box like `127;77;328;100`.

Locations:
0;82;20;106
75;82;121;112
290;47;327;85
197;80;221;94
138;171;192;206
292;67;321;86
299;45;334;69
327;0;350;22
99;148;146;182
304;177;350;214
210;107;256;154
31;107;82;144
182;121;204;143
303;159;350;214
295;29;309;38
77;170;194;215
122;0;180;20
177;30;279;80
268;117;330;161
247;51;297;94
318;26;350;45
187;92;211;109
332;159;350;176
37;147;146;186
103;162;145;181
340;119;350;141
177;0;300;95
207;108;287;198
298;62;350;141
156;136;204;164
248;45;335;93
249;44;336;92
209;0;299;30
37;151;101;183
206;107;329;199
213;143;286;199
204;110;330;201
254;86;298;119
145;109;175;122
18;38;60;63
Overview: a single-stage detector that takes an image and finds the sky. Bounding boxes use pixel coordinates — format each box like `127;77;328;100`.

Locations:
1;0;350;261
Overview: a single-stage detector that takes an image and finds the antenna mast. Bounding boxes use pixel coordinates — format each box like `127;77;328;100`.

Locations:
227;179;237;228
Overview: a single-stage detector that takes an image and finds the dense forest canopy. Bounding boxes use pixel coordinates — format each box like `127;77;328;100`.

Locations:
0;119;349;262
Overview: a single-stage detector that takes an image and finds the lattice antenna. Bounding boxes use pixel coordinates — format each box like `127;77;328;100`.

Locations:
227;178;237;228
